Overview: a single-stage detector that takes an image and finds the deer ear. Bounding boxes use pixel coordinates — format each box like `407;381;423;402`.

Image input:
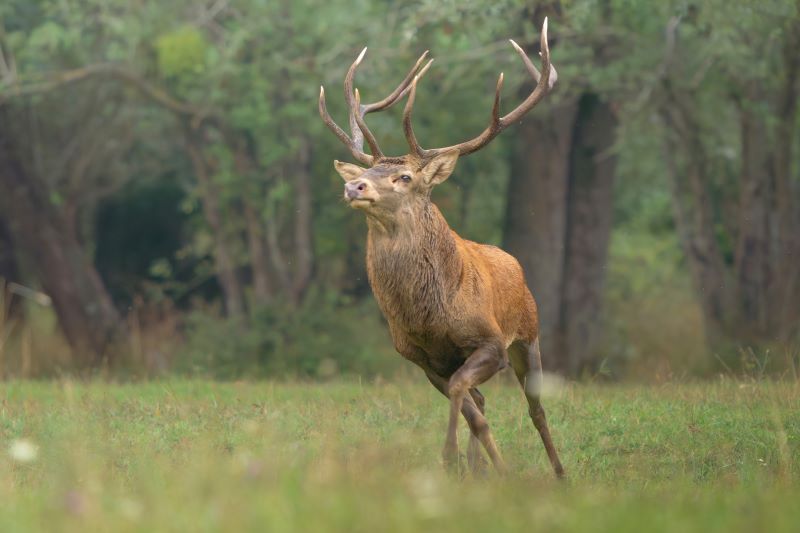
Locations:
421;151;459;186
334;160;366;182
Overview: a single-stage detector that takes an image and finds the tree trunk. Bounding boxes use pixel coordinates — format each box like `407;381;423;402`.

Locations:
234;138;274;306
0;218;18;284
290;139;314;305
773;22;800;339
557;93;618;375
504;94;617;376
183;125;245;316
660;102;732;344
243;200;274;305
663;97;800;347
0;133;120;365
0;218;23;320
504;101;576;372
735;95;775;338
732;79;800;342
658;16;800;348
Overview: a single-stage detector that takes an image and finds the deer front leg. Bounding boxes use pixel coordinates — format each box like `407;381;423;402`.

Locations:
444;341;507;474
465;388;489;475
424;371;488;476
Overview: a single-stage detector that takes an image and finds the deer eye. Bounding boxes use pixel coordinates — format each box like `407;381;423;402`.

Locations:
396;174;412;183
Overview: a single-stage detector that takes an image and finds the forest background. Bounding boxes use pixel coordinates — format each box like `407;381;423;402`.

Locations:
1;0;798;381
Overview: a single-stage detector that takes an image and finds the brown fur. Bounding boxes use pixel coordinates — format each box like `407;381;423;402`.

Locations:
367;200;537;374
334;152;564;477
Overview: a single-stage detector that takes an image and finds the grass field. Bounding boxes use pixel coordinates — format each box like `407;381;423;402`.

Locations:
1;378;799;532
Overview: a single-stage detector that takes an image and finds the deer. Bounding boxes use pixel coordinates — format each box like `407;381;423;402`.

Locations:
319;19;564;478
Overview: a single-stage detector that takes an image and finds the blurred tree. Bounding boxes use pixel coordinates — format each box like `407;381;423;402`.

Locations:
0;1;174;361
0;103;123;364
0;219;18;286
655;0;800;346
143;0;383;310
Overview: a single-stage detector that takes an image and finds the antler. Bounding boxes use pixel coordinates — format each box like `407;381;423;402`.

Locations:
404;17;557;159
319;48;434;165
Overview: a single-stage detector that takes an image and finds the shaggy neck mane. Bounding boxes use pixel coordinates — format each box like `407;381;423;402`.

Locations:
365;199;462;329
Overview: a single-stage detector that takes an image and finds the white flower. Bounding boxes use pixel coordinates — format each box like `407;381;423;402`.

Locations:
9;438;39;463
118;498;144;520
407;470;447;518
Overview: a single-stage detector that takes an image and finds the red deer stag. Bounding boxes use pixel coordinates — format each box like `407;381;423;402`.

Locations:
319;19;563;477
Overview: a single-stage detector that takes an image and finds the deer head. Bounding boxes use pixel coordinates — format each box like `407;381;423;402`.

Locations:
319;19;556;223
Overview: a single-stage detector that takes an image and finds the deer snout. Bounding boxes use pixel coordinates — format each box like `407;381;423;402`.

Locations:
345;180;368;200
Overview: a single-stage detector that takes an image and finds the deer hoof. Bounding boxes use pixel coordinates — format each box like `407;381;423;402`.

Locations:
442;445;462;475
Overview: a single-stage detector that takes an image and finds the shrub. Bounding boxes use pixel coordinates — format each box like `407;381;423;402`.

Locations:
174;289;401;380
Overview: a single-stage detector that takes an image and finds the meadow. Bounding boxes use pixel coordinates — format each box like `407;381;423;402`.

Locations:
1;377;799;532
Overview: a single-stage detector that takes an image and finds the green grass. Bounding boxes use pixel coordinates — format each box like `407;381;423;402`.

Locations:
1;378;798;532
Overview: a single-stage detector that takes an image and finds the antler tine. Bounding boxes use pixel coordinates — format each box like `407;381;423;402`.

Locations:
344;47;369;153
509;38;558;88
319;86;374;166
363;51;432;114
491;72;504;127
403;76;423;156
499;16;555;124
344;49;434;159
320;47;435;163
393;58;434;107
425;17;556;158
509;39;541;83
353;88;384;159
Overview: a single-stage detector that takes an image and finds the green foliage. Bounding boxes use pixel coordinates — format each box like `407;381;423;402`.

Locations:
175;292;399;380
155;26;209;78
95;179;192;305
603;228;708;378
26;20;65;52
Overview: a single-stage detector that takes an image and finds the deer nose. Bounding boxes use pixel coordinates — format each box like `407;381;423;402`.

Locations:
345;180;367;199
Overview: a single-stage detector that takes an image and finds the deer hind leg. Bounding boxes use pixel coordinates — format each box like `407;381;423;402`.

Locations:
444;342;507;474
424;372;488;476
509;338;565;478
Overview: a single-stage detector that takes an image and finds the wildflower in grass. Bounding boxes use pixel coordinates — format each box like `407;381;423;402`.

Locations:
9;438;39;463
64;490;87;516
407;469;446;518
118;498;144;521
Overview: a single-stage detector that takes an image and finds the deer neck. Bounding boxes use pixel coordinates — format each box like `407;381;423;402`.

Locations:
365;200;462;329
